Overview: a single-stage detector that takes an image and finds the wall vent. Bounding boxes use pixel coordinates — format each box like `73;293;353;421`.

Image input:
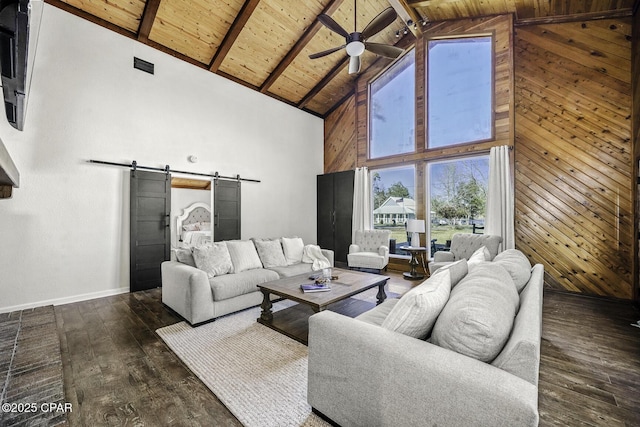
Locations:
133;57;154;74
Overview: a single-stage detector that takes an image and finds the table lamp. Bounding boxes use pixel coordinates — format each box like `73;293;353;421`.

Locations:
407;219;425;248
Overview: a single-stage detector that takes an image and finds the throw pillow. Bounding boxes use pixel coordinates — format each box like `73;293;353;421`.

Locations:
182;223;199;231
192;243;232;278
467;245;490;267
253;239;287;268
174;248;196;267
433;258;468;288
226;240;263;273
381;269;451;340
493;249;532;293
431;263;519;362
282;237;304;265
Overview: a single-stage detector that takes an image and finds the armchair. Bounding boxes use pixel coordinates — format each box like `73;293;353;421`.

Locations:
347;229;391;272
428;233;502;274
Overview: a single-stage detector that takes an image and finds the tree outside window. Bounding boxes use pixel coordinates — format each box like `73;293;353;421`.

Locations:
428;157;489;254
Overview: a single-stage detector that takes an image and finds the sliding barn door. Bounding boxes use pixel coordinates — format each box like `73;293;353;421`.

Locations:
214;179;240;241
130;170;171;292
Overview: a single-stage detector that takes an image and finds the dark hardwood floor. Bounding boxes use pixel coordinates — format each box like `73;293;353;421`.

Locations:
52;271;640;426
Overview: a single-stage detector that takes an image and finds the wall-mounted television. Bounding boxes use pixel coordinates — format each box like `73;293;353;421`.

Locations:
0;0;42;131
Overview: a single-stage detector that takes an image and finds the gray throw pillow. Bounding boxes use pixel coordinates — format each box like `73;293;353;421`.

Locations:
192;243;232;278
381;269;451;339
431;263;519;362
434;259;468;288
493;249;532;293
253;239;287;268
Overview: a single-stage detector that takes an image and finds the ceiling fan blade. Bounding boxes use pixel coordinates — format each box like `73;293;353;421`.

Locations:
318;14;350;38
348;55;361;74
309;45;346;59
365;42;404;59
361;7;398;39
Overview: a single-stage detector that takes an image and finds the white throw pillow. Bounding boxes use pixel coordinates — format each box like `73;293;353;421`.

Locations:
381;269;451;339
282;237;304;265
468;245;490;267
192;243;232;278
226;240;263;273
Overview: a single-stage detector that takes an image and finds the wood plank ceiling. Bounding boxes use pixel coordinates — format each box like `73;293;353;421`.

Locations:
45;0;636;118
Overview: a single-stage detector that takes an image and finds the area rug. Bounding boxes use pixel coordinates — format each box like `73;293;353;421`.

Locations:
0;305;66;427
156;301;331;427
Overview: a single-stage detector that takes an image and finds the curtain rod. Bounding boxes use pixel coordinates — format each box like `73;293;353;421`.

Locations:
88;160;261;183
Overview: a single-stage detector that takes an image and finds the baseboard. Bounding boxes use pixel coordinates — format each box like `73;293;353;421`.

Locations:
0;286;130;314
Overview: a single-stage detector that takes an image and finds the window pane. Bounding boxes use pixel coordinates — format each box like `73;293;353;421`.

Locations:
427;157;489;255
371;166;415;255
369;50;415;158
427;37;492;148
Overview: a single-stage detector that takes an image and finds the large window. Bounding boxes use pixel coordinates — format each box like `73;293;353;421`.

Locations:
371;165;415;255
369;49;415;159
427;156;489;255
427;36;493;148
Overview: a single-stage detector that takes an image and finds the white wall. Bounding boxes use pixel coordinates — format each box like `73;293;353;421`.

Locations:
0;5;324;312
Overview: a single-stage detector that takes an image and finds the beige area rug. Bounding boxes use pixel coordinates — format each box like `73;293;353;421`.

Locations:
156;301;331;427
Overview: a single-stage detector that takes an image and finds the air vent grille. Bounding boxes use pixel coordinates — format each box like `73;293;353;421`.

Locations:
133;57;154;75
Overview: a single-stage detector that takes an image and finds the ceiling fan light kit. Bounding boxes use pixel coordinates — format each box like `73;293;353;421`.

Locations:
309;3;404;74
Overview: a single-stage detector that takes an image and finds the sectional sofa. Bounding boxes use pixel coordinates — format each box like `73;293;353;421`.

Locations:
161;237;334;325
308;249;543;426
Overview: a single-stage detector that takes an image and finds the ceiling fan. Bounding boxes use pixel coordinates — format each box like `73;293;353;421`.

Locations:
309;4;405;74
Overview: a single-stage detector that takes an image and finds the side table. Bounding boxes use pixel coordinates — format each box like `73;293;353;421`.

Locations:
399;246;427;280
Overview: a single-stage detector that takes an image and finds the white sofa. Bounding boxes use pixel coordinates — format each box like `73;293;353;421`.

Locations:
308;249;543;427
162;237;334;325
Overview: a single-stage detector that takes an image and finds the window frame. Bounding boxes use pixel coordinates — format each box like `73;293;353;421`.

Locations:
425;33;496;150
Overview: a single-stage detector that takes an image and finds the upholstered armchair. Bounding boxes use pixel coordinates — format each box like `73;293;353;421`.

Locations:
347;229;391;272
428;233;502;274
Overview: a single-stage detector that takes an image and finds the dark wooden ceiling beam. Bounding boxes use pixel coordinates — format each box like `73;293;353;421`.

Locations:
138;0;162;42
296;55;349;109
259;0;346;94
515;8;633;26
209;0;262;72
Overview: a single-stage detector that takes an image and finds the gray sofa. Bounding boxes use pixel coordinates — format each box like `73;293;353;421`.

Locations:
308;249;543;427
162;237;334;325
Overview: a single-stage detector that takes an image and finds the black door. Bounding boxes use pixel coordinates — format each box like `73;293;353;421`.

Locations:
317;173;334;252
130;170;171;292
317;170;354;264
333;170;355;263
214;179;241;241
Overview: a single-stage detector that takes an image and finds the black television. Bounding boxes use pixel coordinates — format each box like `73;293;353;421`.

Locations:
0;0;42;131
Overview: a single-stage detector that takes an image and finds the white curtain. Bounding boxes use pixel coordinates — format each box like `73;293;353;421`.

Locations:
352;167;372;242
486;146;515;250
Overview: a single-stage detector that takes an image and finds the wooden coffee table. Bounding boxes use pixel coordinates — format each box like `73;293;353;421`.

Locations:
257;268;389;345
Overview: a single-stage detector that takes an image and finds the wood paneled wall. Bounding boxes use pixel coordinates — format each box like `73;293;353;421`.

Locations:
324;14;637;299
633;9;640;303
324;93;357;173
514;18;633;299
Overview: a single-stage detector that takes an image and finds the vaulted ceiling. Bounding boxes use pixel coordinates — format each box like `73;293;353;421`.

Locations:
45;0;636;118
